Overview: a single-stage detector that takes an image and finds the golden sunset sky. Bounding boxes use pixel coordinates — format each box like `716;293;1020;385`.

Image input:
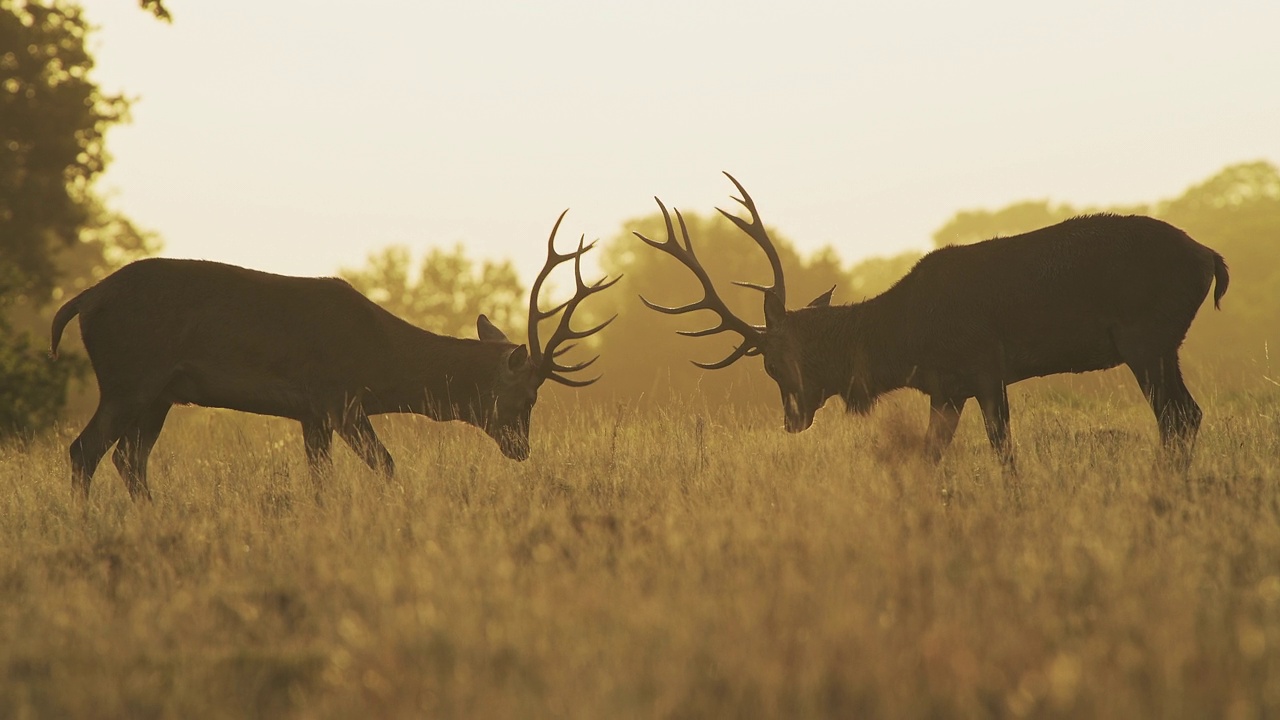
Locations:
86;1;1280;281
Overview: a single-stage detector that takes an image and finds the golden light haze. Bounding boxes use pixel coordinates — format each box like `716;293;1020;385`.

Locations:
85;1;1280;282
7;4;1280;716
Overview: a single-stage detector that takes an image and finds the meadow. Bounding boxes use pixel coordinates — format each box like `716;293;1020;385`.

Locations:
2;382;1279;719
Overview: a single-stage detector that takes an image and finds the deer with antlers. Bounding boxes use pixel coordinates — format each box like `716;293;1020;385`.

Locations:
50;212;617;501
637;173;1228;469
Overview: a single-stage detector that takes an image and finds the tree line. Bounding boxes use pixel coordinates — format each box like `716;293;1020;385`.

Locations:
338;161;1279;409
3;0;1277;439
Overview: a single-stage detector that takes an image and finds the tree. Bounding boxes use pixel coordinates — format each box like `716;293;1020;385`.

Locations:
0;329;84;437
340;244;526;340
0;0;158;439
1;1;122;298
137;0;170;21
846;250;922;300
932;200;1083;248
931;199;1151;248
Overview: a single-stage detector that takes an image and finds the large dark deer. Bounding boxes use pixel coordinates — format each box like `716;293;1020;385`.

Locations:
50;212;617;500
637;173;1228;469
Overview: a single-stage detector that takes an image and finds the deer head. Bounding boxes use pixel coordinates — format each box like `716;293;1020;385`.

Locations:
476;211;619;459
635;173;834;432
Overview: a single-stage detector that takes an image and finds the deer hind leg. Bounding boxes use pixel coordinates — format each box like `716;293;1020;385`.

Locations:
1128;353;1201;471
336;412;395;480
70;395;142;500
111;400;172;502
924;395;966;462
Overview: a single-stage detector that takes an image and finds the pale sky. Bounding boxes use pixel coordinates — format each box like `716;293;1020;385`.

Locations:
86;1;1280;285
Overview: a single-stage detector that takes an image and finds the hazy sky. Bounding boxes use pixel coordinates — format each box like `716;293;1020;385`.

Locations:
86;1;1280;285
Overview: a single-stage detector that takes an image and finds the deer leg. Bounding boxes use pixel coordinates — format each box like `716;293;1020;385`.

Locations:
975;381;1016;471
301;418;334;486
976;380;1021;508
1129;354;1200;471
1161;356;1202;470
111;401;171;503
924;395;966;462
336;412;395;479
69;396;139;500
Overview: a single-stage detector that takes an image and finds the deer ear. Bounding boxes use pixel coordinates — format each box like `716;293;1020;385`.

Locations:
763;288;787;329
806;285;836;308
506;344;530;372
477;314;511;342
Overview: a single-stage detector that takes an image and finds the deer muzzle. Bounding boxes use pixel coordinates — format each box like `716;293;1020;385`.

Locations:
783;394;814;433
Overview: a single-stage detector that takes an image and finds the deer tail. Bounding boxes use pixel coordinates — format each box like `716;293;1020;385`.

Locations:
50;291;86;359
1211;252;1229;310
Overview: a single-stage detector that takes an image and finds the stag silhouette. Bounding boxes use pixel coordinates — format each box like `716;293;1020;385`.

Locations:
638;173;1227;470
51;212;617;500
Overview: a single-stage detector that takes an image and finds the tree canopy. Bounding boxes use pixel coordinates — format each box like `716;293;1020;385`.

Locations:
341;244;525;341
0;0;158;438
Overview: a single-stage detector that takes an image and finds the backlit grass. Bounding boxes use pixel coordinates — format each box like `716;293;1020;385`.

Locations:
2;387;1279;718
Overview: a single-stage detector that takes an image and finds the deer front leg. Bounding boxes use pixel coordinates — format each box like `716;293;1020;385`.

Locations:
337;412;396;480
924;395;966;462
975;381;1016;471
300;418;334;487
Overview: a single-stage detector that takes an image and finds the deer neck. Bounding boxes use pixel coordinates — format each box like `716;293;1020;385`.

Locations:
805;298;914;414
365;324;508;420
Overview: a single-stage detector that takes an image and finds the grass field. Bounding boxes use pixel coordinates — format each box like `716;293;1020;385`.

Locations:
2;384;1280;718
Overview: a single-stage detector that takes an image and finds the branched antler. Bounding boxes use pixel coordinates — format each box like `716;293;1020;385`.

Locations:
633;197;766;370
718;171;787;305
528;211;620;387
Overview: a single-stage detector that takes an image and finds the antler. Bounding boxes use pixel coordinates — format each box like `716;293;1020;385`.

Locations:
527;211;620;387
633;197;766;370
717;171;787;305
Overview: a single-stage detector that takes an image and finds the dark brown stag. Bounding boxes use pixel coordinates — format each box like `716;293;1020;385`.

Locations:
50;212;617;500
637;173;1228;469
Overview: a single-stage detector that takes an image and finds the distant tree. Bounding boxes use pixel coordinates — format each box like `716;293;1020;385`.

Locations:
931;198;1151;248
340;244;525;340
846;250;923;300
0;330;85;438
932;200;1082;248
137;0;170;21
2;2;119;297
0;0;160;438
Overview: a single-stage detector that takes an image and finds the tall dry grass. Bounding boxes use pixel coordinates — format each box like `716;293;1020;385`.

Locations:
2;386;1279;718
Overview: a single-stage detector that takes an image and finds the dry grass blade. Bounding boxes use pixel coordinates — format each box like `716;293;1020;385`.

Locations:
3;391;1280;718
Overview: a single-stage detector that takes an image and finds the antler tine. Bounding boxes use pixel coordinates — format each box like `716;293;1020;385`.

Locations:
634;198;765;368
546;372;602;388
550;353;599;374
529;224;619;383
527;209;572;368
717;171;787;305
693;342;758;370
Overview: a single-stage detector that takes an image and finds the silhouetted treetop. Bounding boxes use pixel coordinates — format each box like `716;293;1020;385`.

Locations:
341;244;525;340
0;0;159;438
